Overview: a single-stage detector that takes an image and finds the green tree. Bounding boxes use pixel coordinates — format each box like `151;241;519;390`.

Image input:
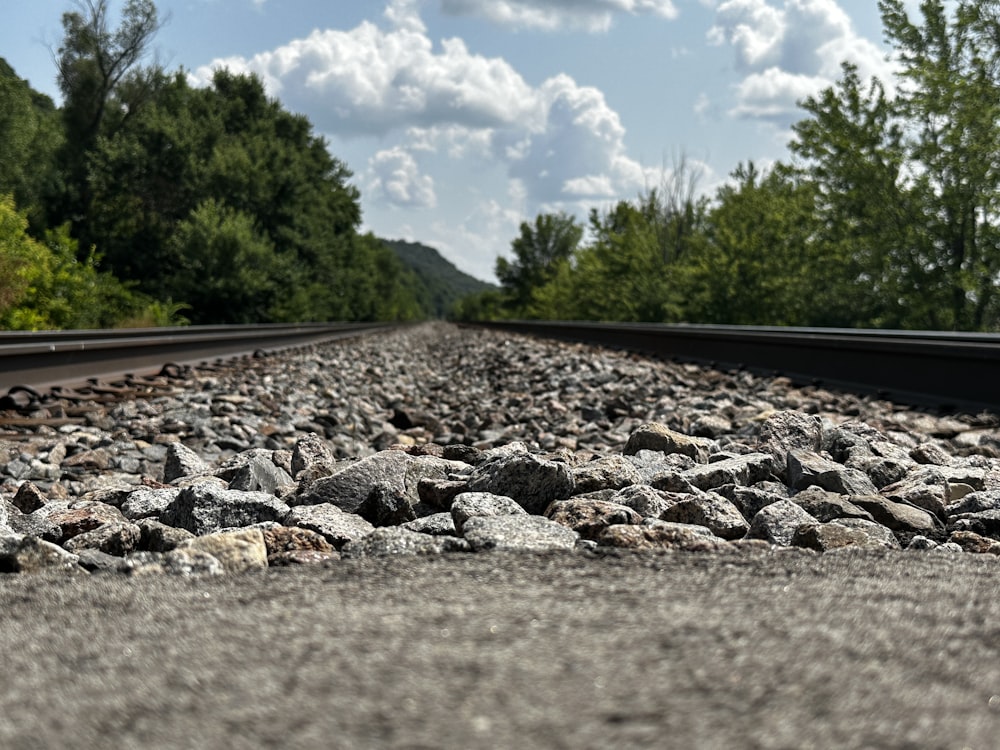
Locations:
55;0;163;250
496;212;583;314
878;0;1000;329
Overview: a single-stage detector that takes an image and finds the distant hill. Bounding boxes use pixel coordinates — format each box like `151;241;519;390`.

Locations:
383;239;498;318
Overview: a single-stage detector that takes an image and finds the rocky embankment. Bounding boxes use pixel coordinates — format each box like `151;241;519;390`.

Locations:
3;322;1000;575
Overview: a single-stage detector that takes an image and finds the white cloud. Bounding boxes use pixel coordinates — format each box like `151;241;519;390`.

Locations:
192;22;538;137
191;4;656;214
708;0;891;124
439;0;678;32
367;147;437;208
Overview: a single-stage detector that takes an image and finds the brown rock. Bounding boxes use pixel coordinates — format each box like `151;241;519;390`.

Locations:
545;498;642;540
596;522;727;551
12;482;47;513
623;423;711;463
948;530;1000;555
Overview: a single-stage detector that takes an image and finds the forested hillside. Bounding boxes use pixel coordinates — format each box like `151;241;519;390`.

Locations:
0;0;428;328
460;0;1000;332
383;239;497;318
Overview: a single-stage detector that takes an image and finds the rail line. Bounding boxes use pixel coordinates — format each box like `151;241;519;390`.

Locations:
471;320;1000;413
3;320;998;415
0;322;397;397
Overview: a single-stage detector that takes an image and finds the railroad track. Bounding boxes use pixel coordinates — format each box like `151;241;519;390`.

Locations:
0;322;398;407
3;320;998;415
471;320;1000;413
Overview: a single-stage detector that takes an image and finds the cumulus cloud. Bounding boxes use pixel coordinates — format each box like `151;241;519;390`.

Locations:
367;147;437;208
191;2;656;211
708;0;890;124
439;0;678;32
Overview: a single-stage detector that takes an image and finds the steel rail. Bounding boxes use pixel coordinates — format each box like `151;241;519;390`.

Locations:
471;320;1000;413
0;322;397;393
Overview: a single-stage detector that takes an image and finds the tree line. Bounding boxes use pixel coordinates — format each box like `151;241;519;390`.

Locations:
0;0;427;329
457;1;1000;332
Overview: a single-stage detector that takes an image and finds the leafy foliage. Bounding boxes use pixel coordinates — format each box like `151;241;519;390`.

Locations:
458;1;1000;332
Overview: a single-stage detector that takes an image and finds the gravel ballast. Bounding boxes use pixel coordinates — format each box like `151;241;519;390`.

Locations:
3;322;1000;573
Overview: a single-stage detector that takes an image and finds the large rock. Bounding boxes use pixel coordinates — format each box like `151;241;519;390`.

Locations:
290;451;413;512
282;504;375;549
946;490;1000;518
33;500;128;544
163;442;211;483
786;450;879;496
570;455;643;494
792;521;896;552
121;487;181;521
462;515;580;553
63;521;142;556
746;500;817;546
227;455;294;495
0;534;81;574
824;518;901;550
790;486;875;523
681;453;774;491
623;423;711;463
659;493;749;540
465;453;574;514
596;522;728;551
544;497;642;540
881;467;949;517
160;485;290;535
610;485;682;519
290;432;336;478
340;527;469;558
849;495;939;534
451;492;526;535
178;528;268;574
757;410;823;476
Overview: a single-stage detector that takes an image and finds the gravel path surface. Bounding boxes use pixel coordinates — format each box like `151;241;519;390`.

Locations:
2;550;1000;749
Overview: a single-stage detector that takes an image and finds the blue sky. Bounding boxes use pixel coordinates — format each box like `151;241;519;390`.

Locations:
4;1;908;282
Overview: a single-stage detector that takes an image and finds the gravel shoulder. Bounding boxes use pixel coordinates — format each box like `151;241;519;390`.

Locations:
3;548;1000;749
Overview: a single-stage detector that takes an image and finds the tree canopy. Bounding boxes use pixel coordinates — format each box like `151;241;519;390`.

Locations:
463;0;1000;332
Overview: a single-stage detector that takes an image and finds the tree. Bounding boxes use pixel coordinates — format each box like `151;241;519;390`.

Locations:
55;0;164;250
496;212;583;313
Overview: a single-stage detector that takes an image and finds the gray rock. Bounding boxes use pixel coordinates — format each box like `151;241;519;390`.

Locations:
137;518;195;552
160;485;290;535
790;486;875;523
849;495;938;534
465;453;574;514
681;453;774;491
228;455;294;495
291;432;335;478
570;455;643;494
786;450;879;495
340;527;469;558
400;512;457;536
659;493;749;540
946;490;1000;517
716;483;790;521
121;487;181;521
163;442;211;483
610;485;681;519
451;492;527;535
282;504;375;549
462;515;580;553
746;500;817;546
63;521;142;556
757;410;823;476
881;467;949;518
290;450;412;512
